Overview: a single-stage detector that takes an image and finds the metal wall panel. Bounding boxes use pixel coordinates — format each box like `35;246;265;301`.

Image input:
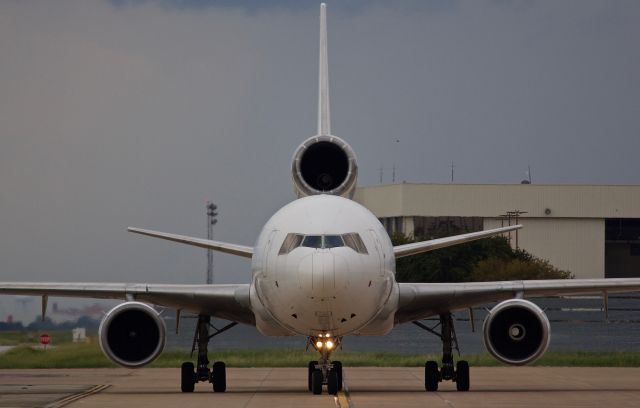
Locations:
354;184;640;219
483;218;604;279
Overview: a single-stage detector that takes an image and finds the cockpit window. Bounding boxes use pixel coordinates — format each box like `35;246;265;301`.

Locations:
301;235;323;248
278;233;367;254
279;233;304;255
343;233;368;254
324;235;344;248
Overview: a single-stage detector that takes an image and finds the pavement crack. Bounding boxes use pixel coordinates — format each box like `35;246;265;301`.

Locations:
242;368;273;408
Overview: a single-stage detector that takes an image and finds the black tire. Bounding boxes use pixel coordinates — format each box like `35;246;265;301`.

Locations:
456;360;470;392
425;361;439;392
308;361;318;391
212;361;226;393
327;369;339;395
333;361;343;391
311;369;323;395
181;362;195;393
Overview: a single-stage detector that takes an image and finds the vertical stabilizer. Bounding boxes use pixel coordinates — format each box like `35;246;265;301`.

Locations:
317;3;331;136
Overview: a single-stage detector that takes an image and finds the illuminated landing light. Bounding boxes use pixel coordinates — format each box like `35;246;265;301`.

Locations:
326;340;334;350
316;341;324;349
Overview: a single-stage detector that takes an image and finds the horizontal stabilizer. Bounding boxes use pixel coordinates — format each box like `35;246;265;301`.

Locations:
393;225;523;258
128;227;253;258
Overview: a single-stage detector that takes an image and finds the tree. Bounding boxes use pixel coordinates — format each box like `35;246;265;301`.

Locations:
392;232;572;283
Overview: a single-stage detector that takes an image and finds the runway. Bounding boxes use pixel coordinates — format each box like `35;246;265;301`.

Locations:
1;367;640;408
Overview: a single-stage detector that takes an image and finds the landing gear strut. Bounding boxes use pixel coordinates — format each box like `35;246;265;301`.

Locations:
180;315;237;393
306;335;343;395
413;313;470;392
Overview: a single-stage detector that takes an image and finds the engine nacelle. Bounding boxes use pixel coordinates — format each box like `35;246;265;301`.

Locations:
483;298;550;365
99;302;166;368
291;135;358;199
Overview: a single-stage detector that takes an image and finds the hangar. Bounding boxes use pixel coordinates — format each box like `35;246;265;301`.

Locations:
354;184;640;279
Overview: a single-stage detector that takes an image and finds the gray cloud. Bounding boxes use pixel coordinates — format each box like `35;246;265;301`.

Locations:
1;0;639;319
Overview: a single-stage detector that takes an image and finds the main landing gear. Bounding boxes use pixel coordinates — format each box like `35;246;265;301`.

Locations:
181;315;237;393
413;313;470;392
307;334;343;395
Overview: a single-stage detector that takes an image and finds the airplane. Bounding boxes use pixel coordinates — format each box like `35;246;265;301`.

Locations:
3;2;640;395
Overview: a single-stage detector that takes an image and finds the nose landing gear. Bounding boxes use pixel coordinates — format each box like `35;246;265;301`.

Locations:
306;335;343;395
180;315;237;393
414;313;470;392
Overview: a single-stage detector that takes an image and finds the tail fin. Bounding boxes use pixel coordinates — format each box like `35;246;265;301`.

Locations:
317;3;331;136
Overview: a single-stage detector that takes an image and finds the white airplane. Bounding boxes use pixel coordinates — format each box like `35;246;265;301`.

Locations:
3;3;640;395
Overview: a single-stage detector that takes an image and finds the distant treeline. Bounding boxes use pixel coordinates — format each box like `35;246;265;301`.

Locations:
393;233;572;283
0;316;100;332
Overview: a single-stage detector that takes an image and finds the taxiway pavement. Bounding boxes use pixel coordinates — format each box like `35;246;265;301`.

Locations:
1;367;640;407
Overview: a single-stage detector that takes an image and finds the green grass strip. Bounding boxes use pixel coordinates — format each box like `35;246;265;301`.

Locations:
2;342;640;369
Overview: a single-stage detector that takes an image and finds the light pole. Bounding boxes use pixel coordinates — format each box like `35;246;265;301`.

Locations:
206;201;218;284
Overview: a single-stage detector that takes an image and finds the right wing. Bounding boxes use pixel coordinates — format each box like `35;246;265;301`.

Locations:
396;278;640;324
128;227;254;258
0;282;254;325
393;225;522;258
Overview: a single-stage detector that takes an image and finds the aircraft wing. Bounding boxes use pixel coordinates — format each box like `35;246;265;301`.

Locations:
393;225;523;258
128;227;254;258
395;278;640;324
0;282;254;325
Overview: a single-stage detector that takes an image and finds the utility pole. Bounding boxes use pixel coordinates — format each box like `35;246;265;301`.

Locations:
498;210;527;249
206;201;218;284
450;162;455;183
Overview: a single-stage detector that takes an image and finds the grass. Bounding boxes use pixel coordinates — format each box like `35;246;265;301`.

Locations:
3;340;640;369
3;331;640;369
0;331;73;346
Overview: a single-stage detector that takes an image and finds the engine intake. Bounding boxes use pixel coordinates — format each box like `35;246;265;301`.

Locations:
292;135;358;198
99;302;166;368
483;299;550;365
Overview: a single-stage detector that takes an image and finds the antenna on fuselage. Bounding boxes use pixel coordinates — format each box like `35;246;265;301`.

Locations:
317;3;331;136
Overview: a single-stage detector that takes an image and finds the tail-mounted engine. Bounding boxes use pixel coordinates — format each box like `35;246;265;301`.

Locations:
291;135;358;199
99;301;166;368
483;298;550;365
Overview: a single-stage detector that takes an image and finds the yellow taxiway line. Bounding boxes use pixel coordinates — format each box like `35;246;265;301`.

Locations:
46;384;110;408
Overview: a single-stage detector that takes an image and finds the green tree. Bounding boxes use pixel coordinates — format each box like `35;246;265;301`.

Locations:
392;232;572;283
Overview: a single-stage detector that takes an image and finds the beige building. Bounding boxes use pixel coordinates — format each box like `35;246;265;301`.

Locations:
354;183;640;279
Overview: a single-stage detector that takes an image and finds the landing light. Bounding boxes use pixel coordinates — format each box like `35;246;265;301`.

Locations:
315;341;323;349
326;340;334;349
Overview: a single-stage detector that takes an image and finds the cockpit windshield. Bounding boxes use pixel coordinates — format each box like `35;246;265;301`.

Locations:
323;235;344;248
278;233;368;255
302;235;323;248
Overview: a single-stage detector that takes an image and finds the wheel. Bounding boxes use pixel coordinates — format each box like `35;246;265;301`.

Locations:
456;360;470;392
311;369;323;395
211;361;226;393
333;361;343;391
327;369;339;395
425;361;439;392
181;362;195;393
308;361;318;391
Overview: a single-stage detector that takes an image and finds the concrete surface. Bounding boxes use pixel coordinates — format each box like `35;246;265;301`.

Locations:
1;367;640;407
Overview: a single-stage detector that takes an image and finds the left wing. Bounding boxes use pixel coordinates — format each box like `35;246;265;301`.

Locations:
0;282;254;325
396;278;640;324
128;227;254;258
393;225;522;258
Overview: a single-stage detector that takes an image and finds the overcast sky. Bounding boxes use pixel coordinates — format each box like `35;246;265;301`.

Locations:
1;0;639;317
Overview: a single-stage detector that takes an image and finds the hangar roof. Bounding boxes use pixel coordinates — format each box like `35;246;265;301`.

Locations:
353;183;640;219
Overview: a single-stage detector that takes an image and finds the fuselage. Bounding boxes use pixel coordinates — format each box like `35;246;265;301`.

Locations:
250;195;399;337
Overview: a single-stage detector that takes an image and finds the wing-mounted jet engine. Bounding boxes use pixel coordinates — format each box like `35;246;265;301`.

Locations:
483;299;551;365
291;135;358;198
98;302;166;368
